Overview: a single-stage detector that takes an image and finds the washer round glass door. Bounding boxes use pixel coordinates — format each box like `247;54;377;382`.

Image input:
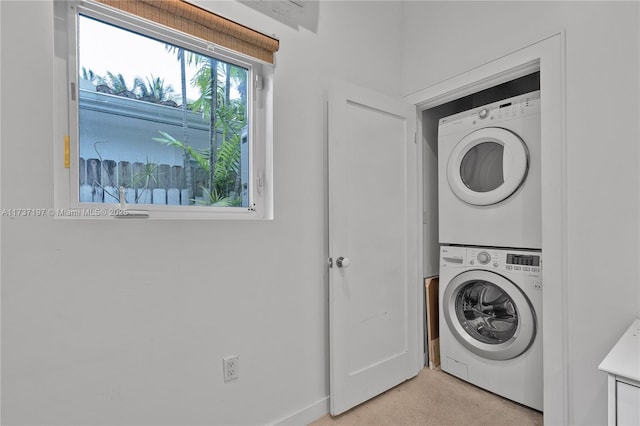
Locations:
443;270;536;360
447;127;529;206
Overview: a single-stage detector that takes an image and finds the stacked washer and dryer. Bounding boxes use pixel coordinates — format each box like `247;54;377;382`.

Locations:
437;91;543;411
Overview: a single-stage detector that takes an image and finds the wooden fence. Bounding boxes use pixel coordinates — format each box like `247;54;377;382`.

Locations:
79;157;209;205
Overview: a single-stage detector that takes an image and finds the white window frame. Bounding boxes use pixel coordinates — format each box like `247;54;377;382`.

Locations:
53;0;274;220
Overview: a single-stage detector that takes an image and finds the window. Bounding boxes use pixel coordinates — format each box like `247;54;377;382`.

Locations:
55;0;276;219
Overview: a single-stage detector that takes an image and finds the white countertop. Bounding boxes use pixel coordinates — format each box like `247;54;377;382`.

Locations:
599;318;640;383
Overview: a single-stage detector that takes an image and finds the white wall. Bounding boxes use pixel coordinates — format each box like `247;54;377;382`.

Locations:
401;2;640;425
4;1;638;425
0;1;403;424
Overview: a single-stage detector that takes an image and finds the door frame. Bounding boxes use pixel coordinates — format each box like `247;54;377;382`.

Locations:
405;31;568;425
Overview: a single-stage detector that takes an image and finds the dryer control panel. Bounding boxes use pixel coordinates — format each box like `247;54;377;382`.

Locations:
440;245;541;277
438;90;541;137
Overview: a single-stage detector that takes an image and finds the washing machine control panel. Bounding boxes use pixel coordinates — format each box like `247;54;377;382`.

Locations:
441;246;542;276
506;253;540;266
476;251;491;264
505;253;541;274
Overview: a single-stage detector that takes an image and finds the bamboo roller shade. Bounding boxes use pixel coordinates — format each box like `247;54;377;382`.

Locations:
96;0;280;64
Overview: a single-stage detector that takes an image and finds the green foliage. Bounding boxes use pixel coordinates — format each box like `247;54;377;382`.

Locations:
82;68;177;105
153;128;242;200
190;60;247;119
134;75;176;103
153;60;246;204
90;143;159;204
194;186;240;207
81;67;100;84
105;71;135;94
215;133;241;192
153;131;209;170
131;156;160;190
90;46;248;206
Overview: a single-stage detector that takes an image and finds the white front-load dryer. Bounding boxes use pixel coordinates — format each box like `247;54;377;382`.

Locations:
438;91;541;249
439;245;543;411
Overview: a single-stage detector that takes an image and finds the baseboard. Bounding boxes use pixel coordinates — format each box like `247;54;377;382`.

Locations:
270;396;330;426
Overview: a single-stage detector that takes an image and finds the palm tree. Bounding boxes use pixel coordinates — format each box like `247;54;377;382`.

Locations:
103;71;136;97
134;75;176;104
208;57;219;193
178;48;193;203
158;46;247;204
188;54;221;193
190;59;247;199
81;67;102;84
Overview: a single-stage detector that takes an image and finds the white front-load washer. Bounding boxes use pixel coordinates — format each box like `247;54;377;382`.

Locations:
439;245;543;411
438;91;541;249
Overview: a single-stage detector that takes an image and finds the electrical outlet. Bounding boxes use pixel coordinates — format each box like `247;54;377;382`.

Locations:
223;355;239;382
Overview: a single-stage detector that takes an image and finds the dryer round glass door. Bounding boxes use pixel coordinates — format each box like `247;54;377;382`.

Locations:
446;127;529;206
443;270;537;360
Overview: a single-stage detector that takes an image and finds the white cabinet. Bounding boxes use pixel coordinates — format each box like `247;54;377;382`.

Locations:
599;319;640;426
617;381;640;425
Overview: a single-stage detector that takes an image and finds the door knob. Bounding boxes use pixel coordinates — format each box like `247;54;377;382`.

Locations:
336;257;351;268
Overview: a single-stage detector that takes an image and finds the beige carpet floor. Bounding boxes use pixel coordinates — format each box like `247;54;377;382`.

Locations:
310;368;543;426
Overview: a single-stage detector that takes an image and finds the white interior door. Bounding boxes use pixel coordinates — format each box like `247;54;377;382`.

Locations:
328;80;421;415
